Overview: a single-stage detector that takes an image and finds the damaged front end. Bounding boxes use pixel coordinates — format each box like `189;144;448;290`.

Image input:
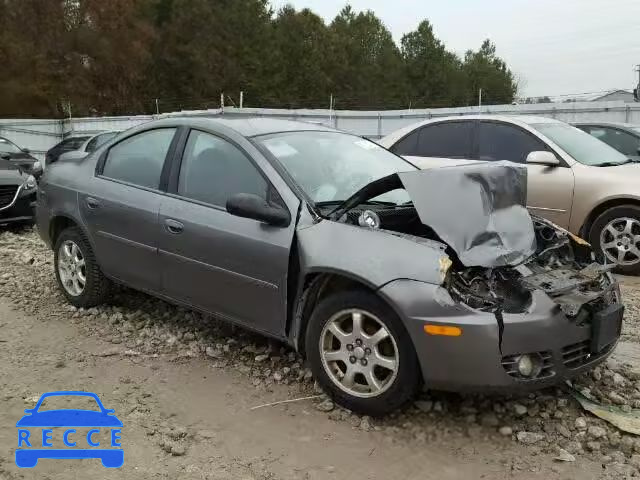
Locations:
333;161;623;390
447;216;622;382
448;216;619;318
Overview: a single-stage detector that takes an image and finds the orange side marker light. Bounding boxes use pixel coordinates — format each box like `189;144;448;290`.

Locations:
424;325;462;337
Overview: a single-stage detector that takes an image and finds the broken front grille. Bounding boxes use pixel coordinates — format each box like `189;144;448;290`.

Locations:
562;340;590;369
562;339;614;369
0;185;19;209
501;351;554;380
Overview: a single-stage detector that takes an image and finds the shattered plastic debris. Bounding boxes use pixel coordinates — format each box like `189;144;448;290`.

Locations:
569;387;640;435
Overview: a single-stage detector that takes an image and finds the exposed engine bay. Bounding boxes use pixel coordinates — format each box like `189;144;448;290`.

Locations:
447;217;617;317
324;163;617;321
332;202;617;319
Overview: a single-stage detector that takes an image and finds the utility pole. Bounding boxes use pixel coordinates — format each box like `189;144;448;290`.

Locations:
220;92;225;112
329;94;334;125
478;88;483;109
240;91;244;109
155;98;160;115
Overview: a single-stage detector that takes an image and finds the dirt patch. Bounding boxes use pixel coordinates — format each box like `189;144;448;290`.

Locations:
2;227;640;478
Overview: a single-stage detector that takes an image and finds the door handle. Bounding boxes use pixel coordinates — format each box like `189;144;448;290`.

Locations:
86;197;100;209
164;219;184;234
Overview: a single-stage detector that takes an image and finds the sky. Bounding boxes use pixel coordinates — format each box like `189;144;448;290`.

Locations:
269;0;640;98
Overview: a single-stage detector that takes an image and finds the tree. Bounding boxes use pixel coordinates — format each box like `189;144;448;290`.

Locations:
148;0;273;111
400;20;466;108
0;0;70;116
71;0;156;115
462;39;517;105
328;7;406;109
264;6;332;108
0;1;521;116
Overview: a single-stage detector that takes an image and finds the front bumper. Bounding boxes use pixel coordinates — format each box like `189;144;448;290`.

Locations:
0;188;36;225
379;278;621;392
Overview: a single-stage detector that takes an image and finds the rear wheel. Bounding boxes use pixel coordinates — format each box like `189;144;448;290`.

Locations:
306;290;420;416
54;227;111;307
589;205;640;275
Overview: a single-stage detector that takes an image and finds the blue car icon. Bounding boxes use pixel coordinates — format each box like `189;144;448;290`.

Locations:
15;391;123;468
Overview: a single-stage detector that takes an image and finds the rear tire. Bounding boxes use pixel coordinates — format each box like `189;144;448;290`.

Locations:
589;205;640;275
306;289;420;416
54;227;111;307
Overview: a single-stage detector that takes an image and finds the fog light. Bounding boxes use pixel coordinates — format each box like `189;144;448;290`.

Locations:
517;354;535;377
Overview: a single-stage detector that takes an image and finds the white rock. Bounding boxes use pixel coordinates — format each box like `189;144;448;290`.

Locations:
554;448;576;462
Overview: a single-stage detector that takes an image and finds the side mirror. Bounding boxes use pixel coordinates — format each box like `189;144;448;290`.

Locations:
0;153;10;161
526;151;560;166
30;161;43;178
58;151;88;162
22;148;30;154
226;193;290;227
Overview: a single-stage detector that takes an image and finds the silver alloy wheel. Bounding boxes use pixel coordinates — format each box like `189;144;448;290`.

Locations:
319;308;399;398
600;217;640;266
57;240;87;296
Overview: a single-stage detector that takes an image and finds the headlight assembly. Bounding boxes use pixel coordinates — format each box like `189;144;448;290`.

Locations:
23;175;37;191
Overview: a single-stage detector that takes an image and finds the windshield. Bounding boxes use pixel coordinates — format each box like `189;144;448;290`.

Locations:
0;138;22;154
256;131;415;205
533;123;630;166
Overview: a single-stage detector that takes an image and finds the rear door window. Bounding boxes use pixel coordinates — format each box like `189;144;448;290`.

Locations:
101;128;176;189
477;122;547;163
415;122;474;158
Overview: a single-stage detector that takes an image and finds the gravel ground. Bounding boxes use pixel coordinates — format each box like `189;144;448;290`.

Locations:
4;227;640;478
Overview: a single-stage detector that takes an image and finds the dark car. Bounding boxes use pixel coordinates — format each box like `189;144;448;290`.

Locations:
45;131;119;166
0;157;37;226
0;136;41;175
574;122;640;161
36;117;622;415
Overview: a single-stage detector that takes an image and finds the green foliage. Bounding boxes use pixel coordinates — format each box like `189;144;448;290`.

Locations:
0;1;518;117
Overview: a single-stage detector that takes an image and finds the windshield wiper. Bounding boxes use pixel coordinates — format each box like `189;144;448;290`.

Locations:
316;200;396;207
598;159;637;167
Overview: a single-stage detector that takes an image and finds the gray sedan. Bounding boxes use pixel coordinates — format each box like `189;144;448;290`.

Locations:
36;117;623;415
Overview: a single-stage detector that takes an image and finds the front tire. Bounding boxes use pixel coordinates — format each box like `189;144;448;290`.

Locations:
306;289;420;416
589;205;640;275
54;227;111;307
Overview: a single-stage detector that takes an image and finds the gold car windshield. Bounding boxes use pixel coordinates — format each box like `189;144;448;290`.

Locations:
534;123;631;166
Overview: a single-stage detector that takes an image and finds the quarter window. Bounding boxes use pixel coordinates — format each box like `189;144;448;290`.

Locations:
416;122;474;158
178;130;268;208
391;131;419;156
478;122;547;163
101;128;176;189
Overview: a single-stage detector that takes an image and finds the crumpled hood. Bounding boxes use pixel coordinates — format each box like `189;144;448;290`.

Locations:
330;161;536;268
398;162;536;267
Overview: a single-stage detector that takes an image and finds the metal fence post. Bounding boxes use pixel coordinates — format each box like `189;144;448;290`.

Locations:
626;105;631;123
377;113;382;139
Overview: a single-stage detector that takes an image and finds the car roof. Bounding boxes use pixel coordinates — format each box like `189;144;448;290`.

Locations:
379;115;564;147
155;116;337;137
573;121;640;130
